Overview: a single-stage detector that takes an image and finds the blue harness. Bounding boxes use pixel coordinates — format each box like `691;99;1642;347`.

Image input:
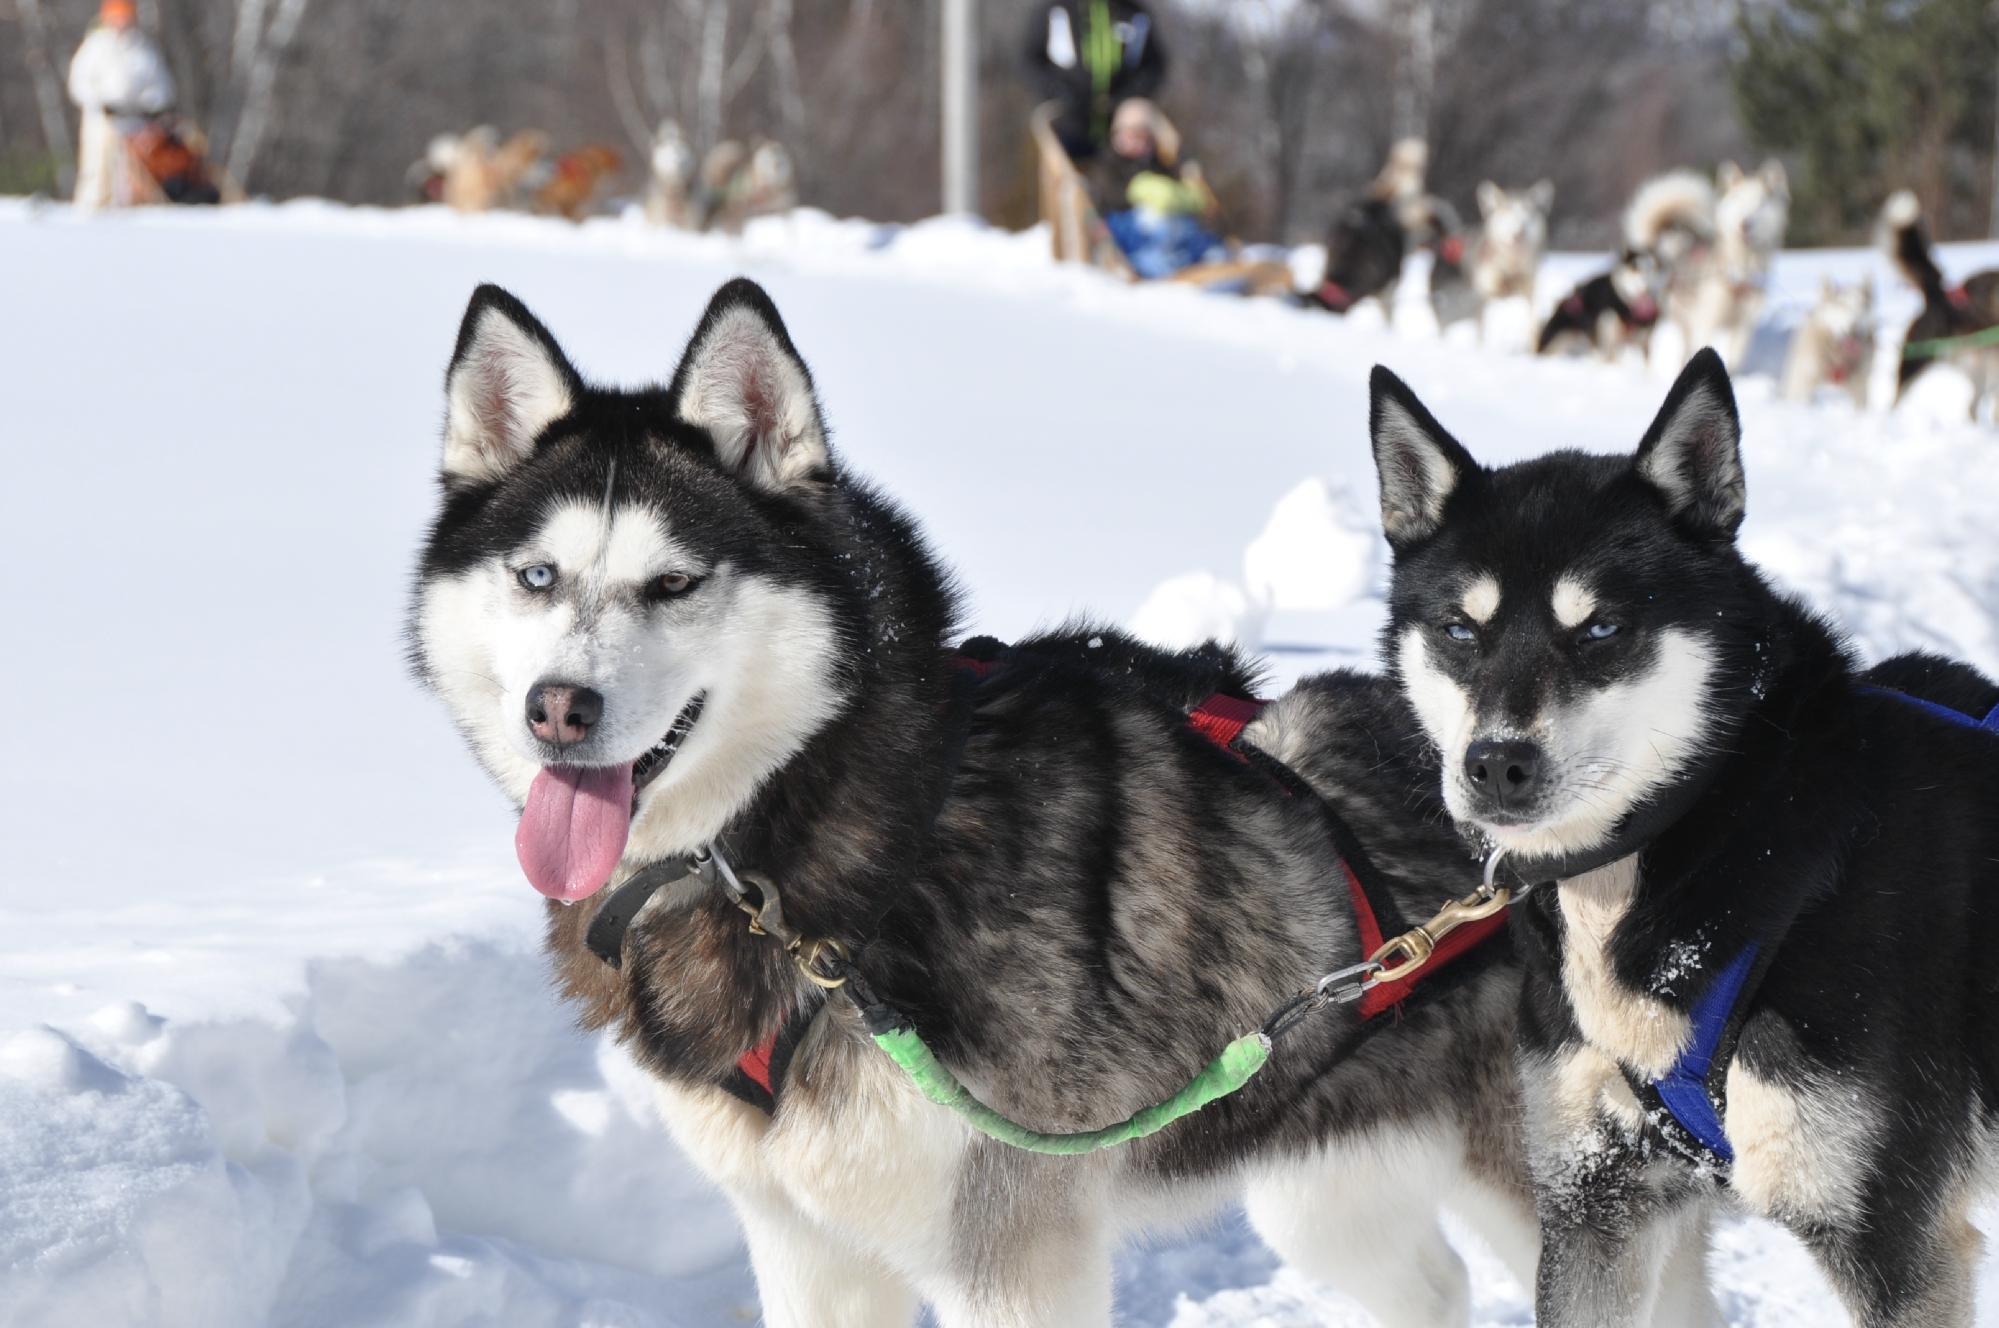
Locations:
1642;686;1999;1170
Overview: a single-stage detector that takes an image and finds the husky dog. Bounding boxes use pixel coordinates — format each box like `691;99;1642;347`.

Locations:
1880;189;1999;418
1536;247;1661;361
1780;276;1874;408
1367;348;1999;1326
409;278;1542;1325
644;119;696;230
695;139;797;234
1427;182;1553;340
1628;162;1789;367
534;144;623;222
440;126;548;214
1308;138;1428;318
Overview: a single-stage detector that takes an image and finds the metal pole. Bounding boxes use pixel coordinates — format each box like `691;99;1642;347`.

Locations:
942;0;979;216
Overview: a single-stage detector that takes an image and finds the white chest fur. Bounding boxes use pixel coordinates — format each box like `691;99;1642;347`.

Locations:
1557;858;1693;1080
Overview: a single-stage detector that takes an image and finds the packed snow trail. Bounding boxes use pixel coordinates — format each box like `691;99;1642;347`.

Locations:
3;198;1997;1325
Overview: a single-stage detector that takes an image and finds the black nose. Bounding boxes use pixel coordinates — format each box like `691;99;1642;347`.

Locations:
1463;739;1543;808
526;682;603;747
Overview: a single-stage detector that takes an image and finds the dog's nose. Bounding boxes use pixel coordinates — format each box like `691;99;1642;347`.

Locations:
526;683;603;747
1463;739;1543;808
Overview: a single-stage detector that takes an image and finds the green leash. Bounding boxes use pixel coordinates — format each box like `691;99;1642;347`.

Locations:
871;1024;1270;1155
1902;321;1999;361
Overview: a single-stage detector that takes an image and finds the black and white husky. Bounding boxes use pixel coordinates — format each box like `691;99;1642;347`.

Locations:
1368;347;1999;1325
409;278;1542;1325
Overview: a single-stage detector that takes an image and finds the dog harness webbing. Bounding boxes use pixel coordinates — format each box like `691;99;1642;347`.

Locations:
1637;684;1999;1170
1643;944;1761;1166
585;643;1506;1131
1856;685;1999;733
1317;279;1354;312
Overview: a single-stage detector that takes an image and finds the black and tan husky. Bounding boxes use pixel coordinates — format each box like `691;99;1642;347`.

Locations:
1369;346;1999;1325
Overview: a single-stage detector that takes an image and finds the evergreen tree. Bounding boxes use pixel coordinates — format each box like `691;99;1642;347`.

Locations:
1733;0;1998;243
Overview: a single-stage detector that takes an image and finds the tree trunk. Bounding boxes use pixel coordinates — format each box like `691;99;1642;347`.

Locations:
765;0;805;146
695;0;728;153
224;0;311;189
15;0;76;192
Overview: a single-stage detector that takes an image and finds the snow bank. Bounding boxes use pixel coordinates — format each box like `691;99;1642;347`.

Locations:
1;941;751;1327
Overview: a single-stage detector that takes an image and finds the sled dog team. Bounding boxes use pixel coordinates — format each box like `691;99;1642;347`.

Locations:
411;277;1999;1326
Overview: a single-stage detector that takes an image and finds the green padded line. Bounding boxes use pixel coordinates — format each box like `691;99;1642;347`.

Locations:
1904;322;1999;360
871;1027;1271;1155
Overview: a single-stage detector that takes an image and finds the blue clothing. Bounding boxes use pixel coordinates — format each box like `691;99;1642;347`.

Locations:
1105;209;1221;278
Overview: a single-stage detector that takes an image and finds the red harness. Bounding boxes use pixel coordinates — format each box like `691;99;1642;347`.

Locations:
723;654;1502;1111
1317;280;1355;312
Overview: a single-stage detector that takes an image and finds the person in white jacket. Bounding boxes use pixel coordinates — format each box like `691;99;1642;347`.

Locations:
68;0;176;209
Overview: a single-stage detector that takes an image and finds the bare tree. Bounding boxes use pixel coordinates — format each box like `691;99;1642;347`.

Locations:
12;0;74;190
218;0;310;187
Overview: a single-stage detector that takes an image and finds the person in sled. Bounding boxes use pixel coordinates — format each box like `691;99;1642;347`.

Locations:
1024;0;1166;164
67;0;175;209
1089;98;1222;279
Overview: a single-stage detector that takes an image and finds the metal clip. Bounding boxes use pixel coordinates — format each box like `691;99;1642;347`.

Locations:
1311;959;1383;1005
1367;854;1515;984
793;936;851;989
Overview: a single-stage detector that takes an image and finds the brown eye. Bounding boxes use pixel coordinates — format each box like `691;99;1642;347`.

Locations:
647;572;696;601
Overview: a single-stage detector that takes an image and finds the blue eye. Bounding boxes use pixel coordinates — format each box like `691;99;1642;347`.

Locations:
1585;621;1620;641
1444;622;1477;643
518;564;556;590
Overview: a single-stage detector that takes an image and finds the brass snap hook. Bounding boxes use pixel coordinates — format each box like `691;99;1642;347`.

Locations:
1366;885;1513;984
793;936;851;989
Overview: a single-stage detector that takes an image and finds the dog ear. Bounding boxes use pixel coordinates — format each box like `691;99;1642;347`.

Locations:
1759;158;1789;198
1369;366;1478;550
1528;179;1555;214
1635;349;1745;541
442;285;581;485
1717;160;1744;190
669;278;830;493
1476;181;1502;219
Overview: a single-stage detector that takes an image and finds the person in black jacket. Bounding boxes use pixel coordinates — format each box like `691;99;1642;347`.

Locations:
1023;1;1166;162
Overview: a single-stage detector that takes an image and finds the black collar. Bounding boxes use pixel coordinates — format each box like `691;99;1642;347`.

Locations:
583;851;732;968
1484;756;1722;892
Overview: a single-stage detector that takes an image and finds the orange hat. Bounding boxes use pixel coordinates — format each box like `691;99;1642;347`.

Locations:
101;0;137;25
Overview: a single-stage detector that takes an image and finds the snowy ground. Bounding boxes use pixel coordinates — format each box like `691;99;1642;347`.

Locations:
3;196;1997;1327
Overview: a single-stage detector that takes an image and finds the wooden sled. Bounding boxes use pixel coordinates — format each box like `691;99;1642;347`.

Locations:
1029;102;1294;296
1031;102;1134;277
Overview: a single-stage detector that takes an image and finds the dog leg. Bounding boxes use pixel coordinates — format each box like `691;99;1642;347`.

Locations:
737;1191;919;1328
1444;1172;1540;1296
1245;1129;1475;1328
1647;1199;1723;1328
1805;1185;1982;1328
1525;1044;1704;1327
927;1152;1113;1328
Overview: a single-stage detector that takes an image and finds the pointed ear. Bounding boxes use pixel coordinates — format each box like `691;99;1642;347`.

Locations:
1528;179;1555;214
669;278;830;493
1476;180;1502;218
1759;158;1788;197
1717;160;1744;190
1635;349;1745;541
1369;365;1478;550
442;285;580;485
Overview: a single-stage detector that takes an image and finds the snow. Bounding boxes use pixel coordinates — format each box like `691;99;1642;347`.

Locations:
2;194;1997;1325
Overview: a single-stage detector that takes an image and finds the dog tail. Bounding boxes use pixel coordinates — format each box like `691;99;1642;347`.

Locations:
1623;170;1715;253
1879;189;1948;303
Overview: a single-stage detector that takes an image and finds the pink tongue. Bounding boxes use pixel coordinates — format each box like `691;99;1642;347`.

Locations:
516;765;636;902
